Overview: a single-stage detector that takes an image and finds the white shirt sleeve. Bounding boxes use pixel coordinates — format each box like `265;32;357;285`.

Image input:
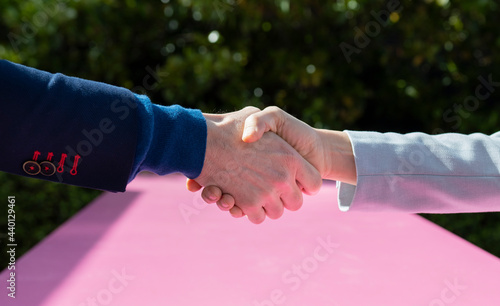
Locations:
336;131;500;213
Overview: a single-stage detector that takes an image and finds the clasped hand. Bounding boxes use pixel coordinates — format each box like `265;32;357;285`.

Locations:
187;106;356;224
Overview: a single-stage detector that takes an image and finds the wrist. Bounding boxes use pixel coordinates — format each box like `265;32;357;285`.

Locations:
315;129;357;185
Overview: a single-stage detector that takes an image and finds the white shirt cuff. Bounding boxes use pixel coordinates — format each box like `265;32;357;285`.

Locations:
336;181;357;212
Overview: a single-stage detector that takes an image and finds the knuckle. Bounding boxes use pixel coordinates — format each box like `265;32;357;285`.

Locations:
265;106;283;122
265;106;281;114
243;106;260;113
271;169;290;187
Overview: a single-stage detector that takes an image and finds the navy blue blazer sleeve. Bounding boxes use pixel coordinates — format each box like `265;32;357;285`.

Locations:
0;60;207;192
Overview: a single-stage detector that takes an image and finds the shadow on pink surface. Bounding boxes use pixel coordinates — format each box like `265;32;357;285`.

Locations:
1;191;140;305
1;174;500;306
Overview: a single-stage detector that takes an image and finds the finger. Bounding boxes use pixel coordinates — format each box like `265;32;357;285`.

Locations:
242;107;283;143
244;207;267;224
262;198;285;219
201;186;223;204
229;205;245;218
295;157;323;196
186;179;202;192
280;183;304;212
216;194;235;211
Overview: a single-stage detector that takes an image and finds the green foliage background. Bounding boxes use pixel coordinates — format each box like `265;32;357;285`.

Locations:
1;0;500;268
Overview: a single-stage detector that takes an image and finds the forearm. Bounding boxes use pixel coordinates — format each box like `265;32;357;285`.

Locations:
0;60;140;191
0;60;207;192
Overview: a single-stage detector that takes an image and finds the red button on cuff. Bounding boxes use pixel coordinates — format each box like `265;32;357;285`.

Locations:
40;161;56;176
23;161;41;176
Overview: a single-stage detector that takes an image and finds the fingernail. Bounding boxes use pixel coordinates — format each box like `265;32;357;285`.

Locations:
208;195;217;201
221;202;229;208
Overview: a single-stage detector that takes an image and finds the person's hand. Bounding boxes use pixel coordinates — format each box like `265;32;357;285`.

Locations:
242;106;328;176
188;106;356;216
191;106;322;224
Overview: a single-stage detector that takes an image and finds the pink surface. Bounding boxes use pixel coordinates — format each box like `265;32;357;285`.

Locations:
2;174;500;306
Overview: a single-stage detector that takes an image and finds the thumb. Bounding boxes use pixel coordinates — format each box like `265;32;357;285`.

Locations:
241;107;283;143
242;114;265;143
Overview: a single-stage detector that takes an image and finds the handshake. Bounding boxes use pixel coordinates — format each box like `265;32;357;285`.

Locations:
186;106;357;224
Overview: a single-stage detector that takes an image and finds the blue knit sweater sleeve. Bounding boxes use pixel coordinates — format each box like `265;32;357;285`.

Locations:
0;59;206;191
129;94;207;181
